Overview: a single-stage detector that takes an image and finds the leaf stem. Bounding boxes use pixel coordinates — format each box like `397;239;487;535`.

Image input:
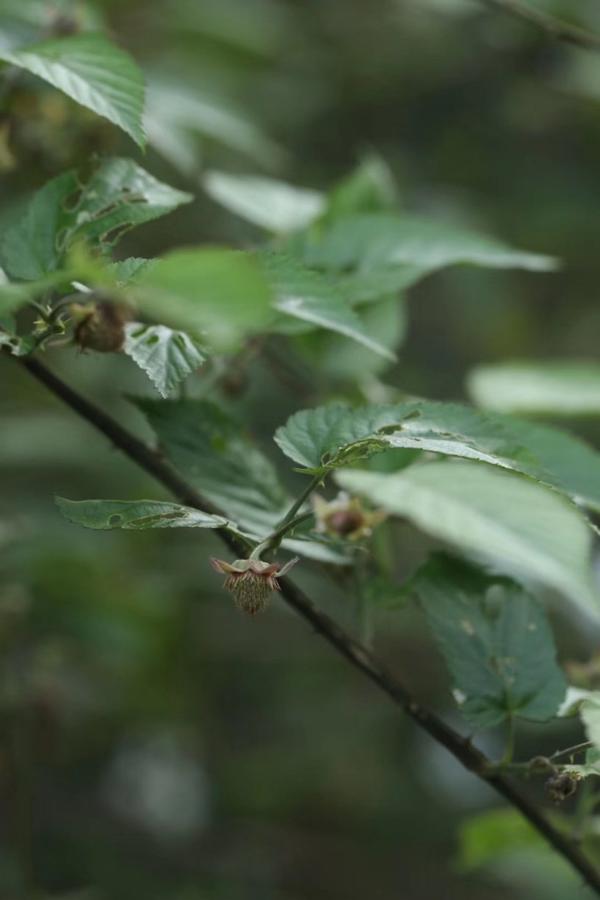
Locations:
551;741;594;762
250;473;322;560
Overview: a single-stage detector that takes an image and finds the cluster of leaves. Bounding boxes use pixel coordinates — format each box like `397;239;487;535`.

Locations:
4;15;600;834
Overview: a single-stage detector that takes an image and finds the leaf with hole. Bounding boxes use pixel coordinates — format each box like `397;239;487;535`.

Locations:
123;323;206;398
0;160;191;281
56;497;232;531
0;170;77;280
274;401;540;475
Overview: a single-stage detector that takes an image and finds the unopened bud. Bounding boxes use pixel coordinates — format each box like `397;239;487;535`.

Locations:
312;492;385;541
71;296;128;353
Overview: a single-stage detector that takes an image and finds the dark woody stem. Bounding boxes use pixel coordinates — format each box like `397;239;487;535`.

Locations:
14;352;600;897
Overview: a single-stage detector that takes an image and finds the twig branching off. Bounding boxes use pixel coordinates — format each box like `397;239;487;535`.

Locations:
16;354;600;895
478;0;600;52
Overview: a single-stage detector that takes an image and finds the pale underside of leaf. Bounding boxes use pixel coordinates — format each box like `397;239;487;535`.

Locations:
0;33;146;147
336;461;599;616
123;323;206;398
56;497;232;531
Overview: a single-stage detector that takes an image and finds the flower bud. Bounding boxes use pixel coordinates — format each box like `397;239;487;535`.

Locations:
71;296;128;353
312;492;385;541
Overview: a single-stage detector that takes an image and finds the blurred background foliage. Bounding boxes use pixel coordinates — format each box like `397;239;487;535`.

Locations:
2;0;600;897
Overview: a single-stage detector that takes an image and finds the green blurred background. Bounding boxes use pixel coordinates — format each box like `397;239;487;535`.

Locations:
2;0;600;897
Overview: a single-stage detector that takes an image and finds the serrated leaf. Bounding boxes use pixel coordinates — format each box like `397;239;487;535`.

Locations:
133;248;272;352
109;257;156;285
131;397;351;566
0;170;77;279
274;398;600;513
0;160;191;281
56;497;230;531
412;554;566;727
468;361;600;416
495;415;600;513
123;323;206;398
273;400;539;475
203;170;324;232
66;157;193;249
258;253;396;359
296;212;558;274
0;33;146;147
336;461;599;615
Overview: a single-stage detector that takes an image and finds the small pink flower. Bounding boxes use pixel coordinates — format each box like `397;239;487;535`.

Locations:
210;556;299;615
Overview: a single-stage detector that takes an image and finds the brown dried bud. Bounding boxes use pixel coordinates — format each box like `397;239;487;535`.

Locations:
545;771;580;804
71;296;128;353
210;556;299;616
312;492;386;541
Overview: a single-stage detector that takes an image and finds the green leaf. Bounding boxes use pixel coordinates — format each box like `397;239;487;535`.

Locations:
133;248;273;352
296;212;558;275
336;461;598;615
294;295;407;382
580;695;600;752
273;400;539;474
145;82;283;174
274;399;600;512
56;497;231;531
0;160;191;281
322;154;398;223
0;170;77;279
131;397;350;566
66;158;193;249
495;415;600;513
468;361;600;416
0;265;90;319
411;554;566;726
109;257;156;285
564;748;600;780
123;323;206;398
258;253;396;359
0;33;146;147
203;170;324;232
459;809;546;871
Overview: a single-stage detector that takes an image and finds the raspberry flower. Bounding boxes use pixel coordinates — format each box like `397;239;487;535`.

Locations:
210;556;299;615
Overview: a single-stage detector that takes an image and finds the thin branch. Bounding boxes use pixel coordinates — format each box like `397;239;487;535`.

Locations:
15;353;600;895
552;741;595;762
478;0;600;52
